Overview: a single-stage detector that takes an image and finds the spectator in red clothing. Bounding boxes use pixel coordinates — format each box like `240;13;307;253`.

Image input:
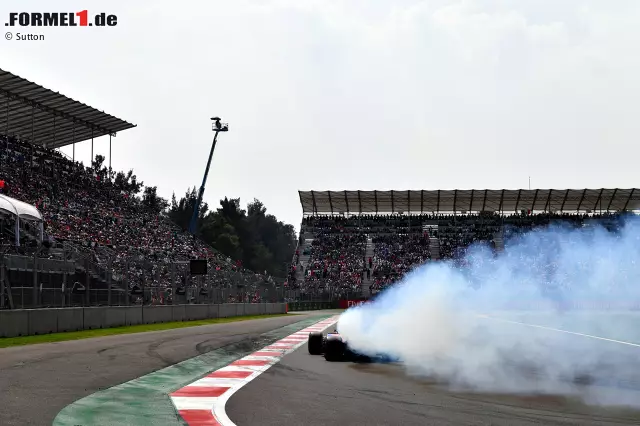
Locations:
0;134;275;298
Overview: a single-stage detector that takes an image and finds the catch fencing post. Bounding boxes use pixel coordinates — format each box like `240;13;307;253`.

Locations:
85;258;90;306
171;261;176;305
32;249;38;308
107;256;112;306
125;258;130;306
0;255;4;309
61;273;66;308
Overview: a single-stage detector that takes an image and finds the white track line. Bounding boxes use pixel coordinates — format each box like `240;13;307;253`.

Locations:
479;314;640;348
170;316;340;426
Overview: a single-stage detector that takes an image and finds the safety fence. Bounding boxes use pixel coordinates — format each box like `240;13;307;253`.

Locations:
0;249;288;309
284;289;364;303
0;302;287;338
287;301;338;311
0;249;367;310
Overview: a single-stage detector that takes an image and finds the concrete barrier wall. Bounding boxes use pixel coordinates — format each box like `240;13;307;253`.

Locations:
270;303;286;314
235;303;245;317
28;309;59;335
84;307;109;330
208;304;219;319
245;304;260;316
57;308;84;332
105;307;127;328
171;305;186;322
143;305;173;324
218;304;235;318
266;303;282;314
124;306;143;326
0;303;286;338
186;305;208;321
0;310;29;337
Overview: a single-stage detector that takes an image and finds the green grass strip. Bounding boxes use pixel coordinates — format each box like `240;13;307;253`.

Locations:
0;314;291;349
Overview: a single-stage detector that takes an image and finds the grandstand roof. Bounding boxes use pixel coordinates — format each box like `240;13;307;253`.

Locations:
298;189;640;215
0;68;136;149
0;194;42;222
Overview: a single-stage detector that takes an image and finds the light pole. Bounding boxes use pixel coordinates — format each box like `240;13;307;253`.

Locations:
189;117;229;235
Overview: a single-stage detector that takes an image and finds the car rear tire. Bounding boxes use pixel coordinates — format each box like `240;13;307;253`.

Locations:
324;338;345;361
308;332;324;355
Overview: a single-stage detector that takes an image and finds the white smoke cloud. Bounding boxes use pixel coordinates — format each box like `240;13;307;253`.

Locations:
338;216;640;407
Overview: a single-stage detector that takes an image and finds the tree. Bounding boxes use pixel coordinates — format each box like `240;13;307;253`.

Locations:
93;154;105;171
167;187;209;232
92;155;109;182
142;186;169;213
245;198;295;275
167;191;296;277
114;169;144;195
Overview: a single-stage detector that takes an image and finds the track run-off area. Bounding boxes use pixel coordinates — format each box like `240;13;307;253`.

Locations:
1;310;640;425
0;311;334;426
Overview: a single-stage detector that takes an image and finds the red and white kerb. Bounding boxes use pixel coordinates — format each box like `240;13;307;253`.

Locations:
170;316;340;426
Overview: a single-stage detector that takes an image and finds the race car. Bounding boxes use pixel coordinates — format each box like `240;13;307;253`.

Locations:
308;329;395;363
307;329;370;361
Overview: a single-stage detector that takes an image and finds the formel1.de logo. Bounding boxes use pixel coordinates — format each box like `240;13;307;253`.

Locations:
5;11;117;27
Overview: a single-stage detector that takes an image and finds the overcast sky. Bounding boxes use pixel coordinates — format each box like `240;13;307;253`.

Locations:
1;0;639;230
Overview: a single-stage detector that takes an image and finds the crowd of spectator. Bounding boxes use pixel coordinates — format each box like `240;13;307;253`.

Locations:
370;233;431;293
303;214;431;235
0;135;276;303
301;233;366;296
3;131;630;306
291;211;630;299
438;223;500;259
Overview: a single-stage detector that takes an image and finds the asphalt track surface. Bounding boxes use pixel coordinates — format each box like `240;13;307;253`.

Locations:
0;313;316;426
4;311;640;426
227;331;640;426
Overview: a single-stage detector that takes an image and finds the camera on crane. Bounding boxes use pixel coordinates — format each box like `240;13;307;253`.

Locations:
211;117;229;132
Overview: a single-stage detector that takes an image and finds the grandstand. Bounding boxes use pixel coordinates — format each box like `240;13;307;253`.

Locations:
0;69;280;310
3;67;640;310
289;189;640;299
